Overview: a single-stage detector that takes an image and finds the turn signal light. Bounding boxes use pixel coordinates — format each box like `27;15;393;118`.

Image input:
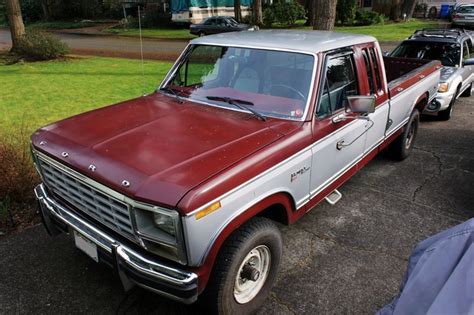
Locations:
195;201;221;220
438;83;449;93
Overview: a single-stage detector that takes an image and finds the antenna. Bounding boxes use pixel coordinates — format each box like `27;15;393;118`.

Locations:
138;5;146;96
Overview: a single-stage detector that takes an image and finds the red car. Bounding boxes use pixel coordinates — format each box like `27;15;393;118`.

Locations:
32;30;440;313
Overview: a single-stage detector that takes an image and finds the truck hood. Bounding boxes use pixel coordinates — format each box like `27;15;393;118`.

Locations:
32;93;298;209
440;66;457;82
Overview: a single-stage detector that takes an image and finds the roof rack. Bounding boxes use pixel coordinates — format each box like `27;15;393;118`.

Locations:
410;28;468;39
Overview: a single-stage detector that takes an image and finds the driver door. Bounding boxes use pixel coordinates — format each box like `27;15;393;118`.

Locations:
310;51;369;199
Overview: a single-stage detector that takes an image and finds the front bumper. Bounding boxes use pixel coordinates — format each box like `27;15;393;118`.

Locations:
34;184;198;304
424;90;455;114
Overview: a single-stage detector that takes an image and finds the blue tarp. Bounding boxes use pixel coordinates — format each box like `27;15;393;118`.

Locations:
378;218;474;315
171;0;253;13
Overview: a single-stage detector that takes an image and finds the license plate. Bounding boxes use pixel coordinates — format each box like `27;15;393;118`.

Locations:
74;231;99;262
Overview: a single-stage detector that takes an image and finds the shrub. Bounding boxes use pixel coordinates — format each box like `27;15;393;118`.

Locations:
354;10;384;26
337;0;357;25
263;1;305;27
0;130;39;230
15;29;69;61
142;6;172;27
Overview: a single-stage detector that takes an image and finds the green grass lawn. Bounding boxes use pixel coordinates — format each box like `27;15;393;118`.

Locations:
334;20;439;41
0;56;172;135
106;27;197;40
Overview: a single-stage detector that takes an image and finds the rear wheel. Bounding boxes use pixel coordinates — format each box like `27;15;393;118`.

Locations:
389;109;419;160
201;217;282;315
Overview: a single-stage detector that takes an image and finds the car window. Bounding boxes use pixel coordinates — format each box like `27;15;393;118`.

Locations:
317;54;358;118
167;45;315;120
391;41;461;67
204;18;215;25
369;48;382;91
463;41;469;61
362;49;375;94
458;6;474;13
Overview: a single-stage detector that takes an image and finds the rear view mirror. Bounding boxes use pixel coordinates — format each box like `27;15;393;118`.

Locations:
346;95;375;114
463;58;474;66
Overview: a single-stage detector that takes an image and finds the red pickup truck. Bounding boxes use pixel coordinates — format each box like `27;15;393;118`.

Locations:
32;31;440;314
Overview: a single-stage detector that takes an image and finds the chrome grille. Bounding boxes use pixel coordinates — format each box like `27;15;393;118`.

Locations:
36;155;135;239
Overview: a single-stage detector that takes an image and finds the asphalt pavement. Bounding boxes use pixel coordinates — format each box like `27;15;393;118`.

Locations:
1;89;473;313
0;29;188;60
0;29;398;61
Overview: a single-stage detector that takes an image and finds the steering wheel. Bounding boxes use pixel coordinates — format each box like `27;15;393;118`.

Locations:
269;84;306;100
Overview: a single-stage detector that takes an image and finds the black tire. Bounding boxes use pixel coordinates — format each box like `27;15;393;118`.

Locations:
461;82;473;97
389;109;419;161
200;217;282;315
438;86;460;121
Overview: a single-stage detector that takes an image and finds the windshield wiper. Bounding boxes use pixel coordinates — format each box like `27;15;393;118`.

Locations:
159;86;184;103
206;96;266;121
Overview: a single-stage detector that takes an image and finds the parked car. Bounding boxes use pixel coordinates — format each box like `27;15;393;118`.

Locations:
390;28;474;120
452;4;474;28
32;30;440;314
190;16;258;37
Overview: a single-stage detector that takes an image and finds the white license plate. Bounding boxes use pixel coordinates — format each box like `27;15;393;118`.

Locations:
74;231;99;262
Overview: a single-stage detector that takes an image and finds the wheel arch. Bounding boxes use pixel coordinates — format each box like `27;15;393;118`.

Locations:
193;191;296;293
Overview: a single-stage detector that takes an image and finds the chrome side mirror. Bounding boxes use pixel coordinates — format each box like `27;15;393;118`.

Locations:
346;95;375;114
332;96;375;124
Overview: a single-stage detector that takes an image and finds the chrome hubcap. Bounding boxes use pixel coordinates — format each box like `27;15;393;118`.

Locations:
233;245;271;304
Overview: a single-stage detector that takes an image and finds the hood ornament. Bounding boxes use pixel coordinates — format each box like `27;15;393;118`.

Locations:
61;152;69;158
88;164;97;172
121;180;130;188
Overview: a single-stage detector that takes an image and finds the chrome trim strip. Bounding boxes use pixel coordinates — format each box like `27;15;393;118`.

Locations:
35;184;198;291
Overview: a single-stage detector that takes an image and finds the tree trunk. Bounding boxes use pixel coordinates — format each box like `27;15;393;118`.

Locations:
234;0;242;22
390;0;402;21
253;0;263;26
305;0;314;26
401;0;417;19
40;0;50;21
313;0;337;30
5;0;26;52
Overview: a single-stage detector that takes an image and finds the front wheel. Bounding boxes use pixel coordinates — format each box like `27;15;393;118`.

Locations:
389;109;419;160
201;217;282;314
461;82;473;97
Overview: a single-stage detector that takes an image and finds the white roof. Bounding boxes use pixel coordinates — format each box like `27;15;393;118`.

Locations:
190;30;376;54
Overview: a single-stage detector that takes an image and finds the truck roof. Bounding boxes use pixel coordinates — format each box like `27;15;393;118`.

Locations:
190;30;376;54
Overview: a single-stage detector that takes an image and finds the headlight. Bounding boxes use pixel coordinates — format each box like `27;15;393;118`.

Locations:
438;82;449;93
133;205;186;264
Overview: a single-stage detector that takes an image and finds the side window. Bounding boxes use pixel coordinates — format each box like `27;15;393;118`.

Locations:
204;18;215;25
369;48;382;91
463;41;469;61
362;49;375;94
317;54;358;117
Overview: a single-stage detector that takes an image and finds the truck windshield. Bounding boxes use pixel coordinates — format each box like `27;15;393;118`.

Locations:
391;41;461;67
162;45;315;120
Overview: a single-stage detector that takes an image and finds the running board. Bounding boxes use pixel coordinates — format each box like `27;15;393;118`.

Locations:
325;189;342;205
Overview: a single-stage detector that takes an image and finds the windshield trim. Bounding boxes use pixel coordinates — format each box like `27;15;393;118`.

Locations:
157;43;318;122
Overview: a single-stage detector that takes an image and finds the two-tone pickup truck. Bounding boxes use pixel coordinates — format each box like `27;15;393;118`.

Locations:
32;30;440;314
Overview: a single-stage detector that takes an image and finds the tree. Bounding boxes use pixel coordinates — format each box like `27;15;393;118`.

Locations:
253;0;263;26
389;0;401;21
313;0;337;30
234;0;242;22
304;0;313;26
5;0;26;52
401;0;417;19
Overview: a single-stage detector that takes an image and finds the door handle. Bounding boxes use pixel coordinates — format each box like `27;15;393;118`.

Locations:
396;87;404;92
336;119;375;150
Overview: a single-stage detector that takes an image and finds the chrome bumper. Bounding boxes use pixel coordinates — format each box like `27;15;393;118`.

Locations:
34;184;198;304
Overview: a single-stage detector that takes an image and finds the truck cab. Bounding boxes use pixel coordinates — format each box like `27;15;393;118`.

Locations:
32;30;440;314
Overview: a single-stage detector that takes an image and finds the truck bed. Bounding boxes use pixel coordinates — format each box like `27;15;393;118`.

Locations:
383;56;441;98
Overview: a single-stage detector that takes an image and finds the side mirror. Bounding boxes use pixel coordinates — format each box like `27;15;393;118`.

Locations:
346;95;376;114
463;58;474;66
383;51;390;56
332;95;375;124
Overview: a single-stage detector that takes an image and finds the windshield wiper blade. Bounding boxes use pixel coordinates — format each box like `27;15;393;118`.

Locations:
206;96;266;121
159;86;184;103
